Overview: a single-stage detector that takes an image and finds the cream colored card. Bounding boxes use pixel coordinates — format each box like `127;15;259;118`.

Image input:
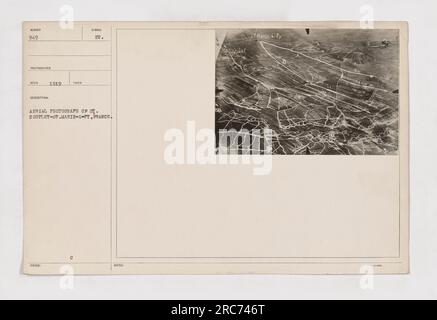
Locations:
23;21;409;275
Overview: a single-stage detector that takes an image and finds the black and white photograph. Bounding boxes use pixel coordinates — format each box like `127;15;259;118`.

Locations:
216;29;399;155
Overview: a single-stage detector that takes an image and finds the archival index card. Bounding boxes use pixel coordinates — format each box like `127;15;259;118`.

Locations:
23;21;409;275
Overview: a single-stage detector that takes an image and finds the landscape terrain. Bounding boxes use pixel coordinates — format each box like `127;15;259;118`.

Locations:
215;29;400;155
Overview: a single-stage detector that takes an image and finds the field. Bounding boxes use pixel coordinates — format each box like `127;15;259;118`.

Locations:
215;29;399;155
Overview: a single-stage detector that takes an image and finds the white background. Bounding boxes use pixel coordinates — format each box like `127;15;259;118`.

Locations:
1;0;436;300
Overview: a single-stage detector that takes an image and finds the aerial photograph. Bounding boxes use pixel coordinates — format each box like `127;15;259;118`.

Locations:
215;29;400;155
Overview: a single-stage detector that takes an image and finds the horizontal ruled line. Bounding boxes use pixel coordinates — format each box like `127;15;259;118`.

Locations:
28;40;111;42
27;84;111;87
28;69;111;72
29;54;111;57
